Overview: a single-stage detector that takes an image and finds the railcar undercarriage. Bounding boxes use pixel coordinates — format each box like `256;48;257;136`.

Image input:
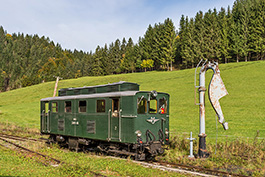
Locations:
47;134;166;161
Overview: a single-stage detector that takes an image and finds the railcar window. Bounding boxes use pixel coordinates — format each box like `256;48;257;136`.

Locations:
159;98;167;114
137;97;147;114
112;99;119;117
65;101;72;113
52;102;58;113
97;100;105;113
149;99;157;114
45;103;49;113
79;101;86;113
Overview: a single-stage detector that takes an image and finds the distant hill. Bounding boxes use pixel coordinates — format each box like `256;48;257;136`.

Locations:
0;61;264;141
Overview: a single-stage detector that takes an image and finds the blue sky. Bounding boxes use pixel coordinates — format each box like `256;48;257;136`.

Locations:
0;0;235;52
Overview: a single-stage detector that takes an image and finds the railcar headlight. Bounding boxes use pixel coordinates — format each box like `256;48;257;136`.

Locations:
151;90;158;98
135;130;142;137
165;128;169;135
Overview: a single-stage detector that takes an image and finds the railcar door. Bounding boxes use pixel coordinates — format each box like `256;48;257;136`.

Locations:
41;101;50;133
64;100;77;136
110;98;120;140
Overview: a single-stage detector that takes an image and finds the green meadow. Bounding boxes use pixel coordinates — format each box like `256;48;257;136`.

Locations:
0;61;264;176
0;61;264;140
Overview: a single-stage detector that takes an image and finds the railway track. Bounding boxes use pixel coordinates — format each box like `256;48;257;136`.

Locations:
0;133;252;176
0;134;106;177
150;160;250;177
136;160;217;177
0;136;62;167
108;156;250;177
0;133;46;142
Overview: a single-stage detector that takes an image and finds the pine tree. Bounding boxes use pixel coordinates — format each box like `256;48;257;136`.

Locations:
203;9;221;60
140;25;155;61
133;43;143;70
92;46;104;76
248;0;265;60
123;37;136;72
218;7;231;63
161;18;176;71
231;5;243;62
101;44;109;75
237;0;250;62
179;15;195;68
194;11;205;62
187;18;196;68
178;15;188;68
152;23;163;68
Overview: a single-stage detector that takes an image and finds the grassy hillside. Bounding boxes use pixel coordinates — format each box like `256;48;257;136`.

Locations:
0;61;264;140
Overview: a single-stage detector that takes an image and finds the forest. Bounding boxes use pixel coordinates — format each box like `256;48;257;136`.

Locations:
0;0;264;92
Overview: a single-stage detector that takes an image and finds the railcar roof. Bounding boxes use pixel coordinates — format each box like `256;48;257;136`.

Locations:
41;91;137;101
59;81;138;91
41;90;169;102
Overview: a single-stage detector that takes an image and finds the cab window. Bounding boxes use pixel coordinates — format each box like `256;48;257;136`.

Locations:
52;102;58;113
45;102;49;113
137;97;147;114
159;98;167;114
65;101;72;113
79;101;86;113
149;99;157;114
97;100;105;113
112;99;119;117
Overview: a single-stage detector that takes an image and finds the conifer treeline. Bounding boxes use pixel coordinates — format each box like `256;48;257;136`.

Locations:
0;0;264;91
178;0;265;68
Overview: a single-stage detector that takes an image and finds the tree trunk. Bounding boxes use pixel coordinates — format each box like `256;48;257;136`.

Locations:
4;77;10;91
237;54;239;63
257;53;260;61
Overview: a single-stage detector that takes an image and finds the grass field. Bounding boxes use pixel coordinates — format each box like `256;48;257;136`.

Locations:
0;143;181;177
0;61;264;176
0;60;264;139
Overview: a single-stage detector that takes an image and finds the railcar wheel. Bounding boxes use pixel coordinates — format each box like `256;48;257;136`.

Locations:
145;154;155;161
158;148;165;154
46;135;56;145
68;138;79;152
134;153;146;161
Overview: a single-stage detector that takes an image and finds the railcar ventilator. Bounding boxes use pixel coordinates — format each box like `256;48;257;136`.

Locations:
195;60;229;158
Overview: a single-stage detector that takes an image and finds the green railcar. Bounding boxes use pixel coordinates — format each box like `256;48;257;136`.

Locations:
40;81;169;160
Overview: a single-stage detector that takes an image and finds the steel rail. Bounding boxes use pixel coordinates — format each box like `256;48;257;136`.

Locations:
0;136;62;166
154;160;250;177
0;135;106;177
0;133;44;142
107;156;250;177
0;133;253;176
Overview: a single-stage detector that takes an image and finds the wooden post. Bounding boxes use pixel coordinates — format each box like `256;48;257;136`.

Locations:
53;76;62;97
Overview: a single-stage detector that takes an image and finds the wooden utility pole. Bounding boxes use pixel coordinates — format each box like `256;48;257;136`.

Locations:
53;76;63;97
